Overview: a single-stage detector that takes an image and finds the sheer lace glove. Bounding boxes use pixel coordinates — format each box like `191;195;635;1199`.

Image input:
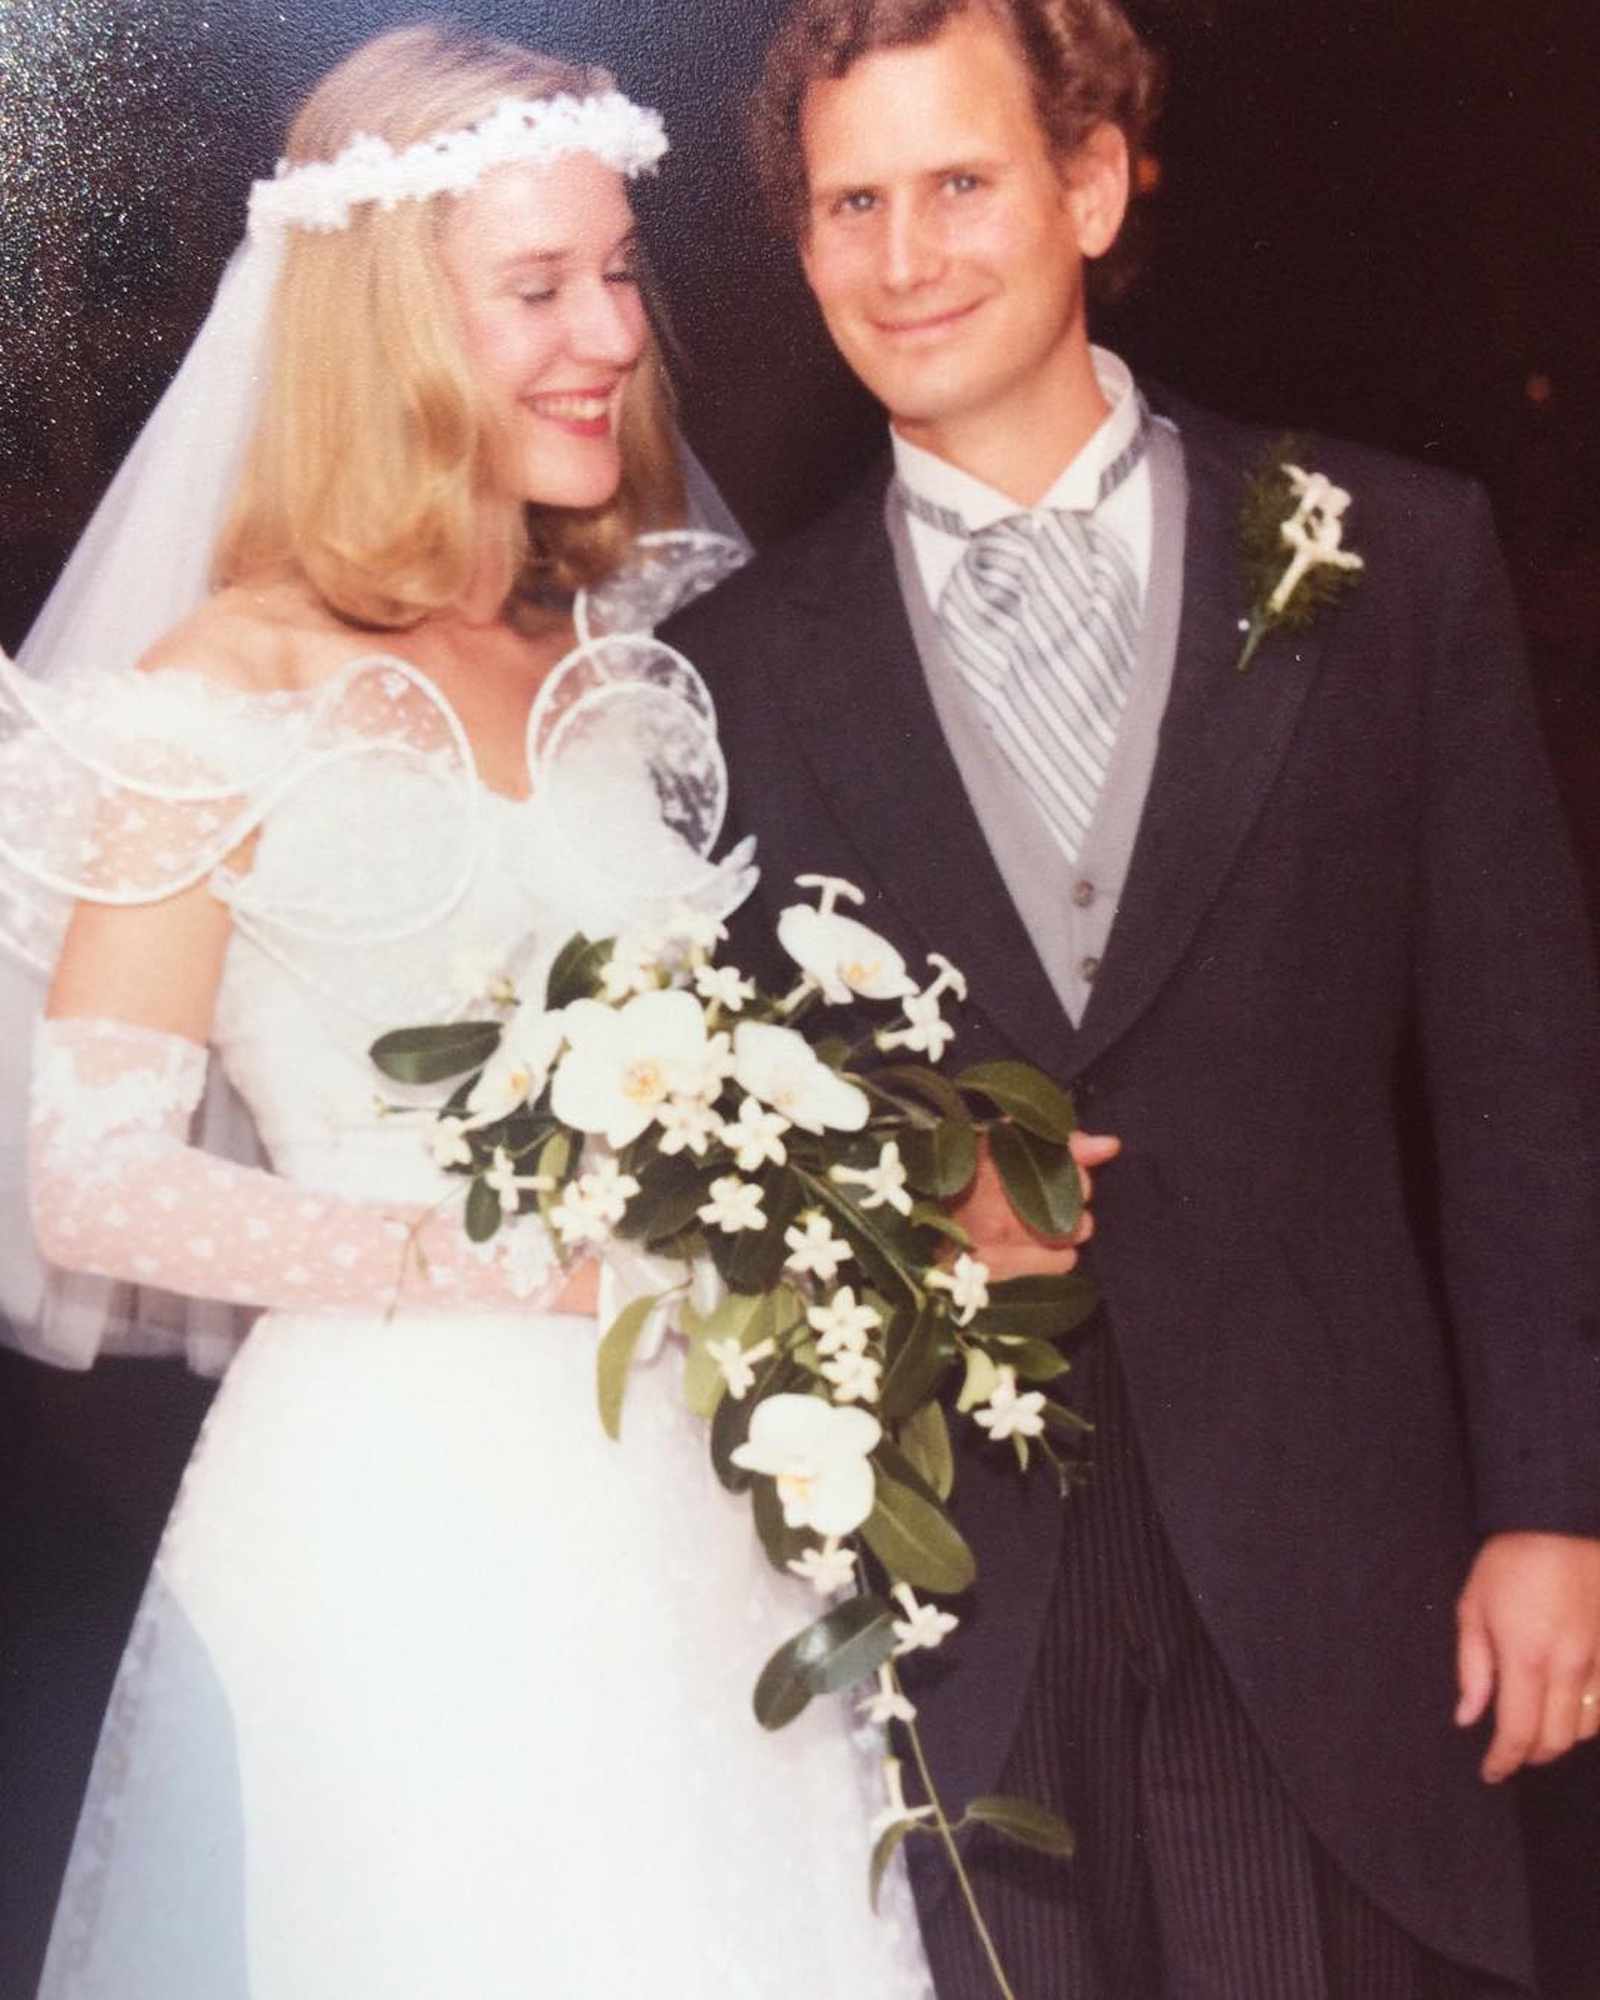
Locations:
30;1017;572;1316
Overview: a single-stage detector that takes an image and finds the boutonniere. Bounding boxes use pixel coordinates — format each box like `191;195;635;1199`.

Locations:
1235;438;1364;671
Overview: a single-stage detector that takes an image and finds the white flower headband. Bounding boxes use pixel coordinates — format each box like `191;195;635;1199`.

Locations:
247;90;669;239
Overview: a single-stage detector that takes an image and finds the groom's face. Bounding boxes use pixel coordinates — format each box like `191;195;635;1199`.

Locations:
797;10;1119;469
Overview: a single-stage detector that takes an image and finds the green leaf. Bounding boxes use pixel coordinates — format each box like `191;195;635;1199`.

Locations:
988;1122;1083;1239
862;1475;976;1595
370;1020;502;1086
873;1063;970;1123
869;1817;926;1912
956;1060;1079;1145
909;1203;972;1249
878;1304;956;1425
707;1170;805;1295
968;1270;1100;1341
804;1173;919;1303
963;1795;1075;1859
681;1289;766;1420
464;1176;502;1244
752;1474;814;1576
897;1119;978;1200
544;932;608;1009
897;1401;954;1501
995;1336;1073;1383
1042;1397;1094;1440
595;1293;662;1442
752;1594;897;1730
614;1150;711;1247
956;1346;1001;1413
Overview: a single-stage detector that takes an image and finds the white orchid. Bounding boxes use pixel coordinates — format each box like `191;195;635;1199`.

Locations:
778;897;915;1008
693;962;755;1013
820;1348;882;1404
973;1364;1047;1442
868;1756;936;1844
783;1210;853;1284
732;1022;869;1134
697;1174;768;1234
551;991;709;1148
706;1334;776;1399
786;1538;859;1596
724;1095;791;1172
729;1393;881;1536
891;1581;959;1656
466;1002;568;1121
806;1284;881;1357
830;1139;913;1216
924;1252;991;1327
859;1663;917;1726
1269;464;1365;615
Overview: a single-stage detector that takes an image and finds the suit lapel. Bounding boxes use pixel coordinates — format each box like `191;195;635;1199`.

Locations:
1068;414;1335;1078
771;469;1077;1064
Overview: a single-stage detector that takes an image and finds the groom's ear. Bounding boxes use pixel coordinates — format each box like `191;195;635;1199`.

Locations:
1061;122;1130;262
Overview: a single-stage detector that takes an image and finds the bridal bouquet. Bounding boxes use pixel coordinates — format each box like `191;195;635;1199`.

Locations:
371;876;1096;1990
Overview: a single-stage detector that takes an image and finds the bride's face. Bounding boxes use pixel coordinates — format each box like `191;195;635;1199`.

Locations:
440;152;648;511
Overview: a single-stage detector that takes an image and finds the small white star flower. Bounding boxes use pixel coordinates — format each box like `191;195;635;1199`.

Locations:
784;1210;854;1284
697;1174;768;1234
693;961;755;1012
924;1252;991;1327
875;988;957;1062
830;1139;913;1216
548;1182;609;1247
891;1582;959;1656
724;1094;791;1172
785;1538;859;1595
706;1334;776;1399
581;1158;641;1227
431;1117;473;1170
973;1364;1048;1442
499;1226;559;1299
821;1348;883;1404
485;1145;554;1215
858;1662;917;1726
655;1096;723;1157
806;1284;881;1357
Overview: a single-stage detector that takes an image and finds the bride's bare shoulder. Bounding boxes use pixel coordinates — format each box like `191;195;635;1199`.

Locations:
136;581;374;692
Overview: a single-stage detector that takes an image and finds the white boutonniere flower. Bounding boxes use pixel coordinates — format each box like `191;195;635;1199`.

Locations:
1236;444;1365;672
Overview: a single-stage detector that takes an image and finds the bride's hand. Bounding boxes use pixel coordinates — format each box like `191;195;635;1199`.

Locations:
950;1129;1120;1282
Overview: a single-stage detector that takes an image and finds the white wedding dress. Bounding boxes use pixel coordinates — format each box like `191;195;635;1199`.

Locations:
4;546;935;2000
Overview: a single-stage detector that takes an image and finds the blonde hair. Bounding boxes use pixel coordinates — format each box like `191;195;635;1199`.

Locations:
217;23;685;629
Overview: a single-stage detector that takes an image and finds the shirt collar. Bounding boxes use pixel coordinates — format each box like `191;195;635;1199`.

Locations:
890;347;1140;536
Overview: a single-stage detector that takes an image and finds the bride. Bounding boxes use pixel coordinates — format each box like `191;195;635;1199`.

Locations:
5;23;937;1997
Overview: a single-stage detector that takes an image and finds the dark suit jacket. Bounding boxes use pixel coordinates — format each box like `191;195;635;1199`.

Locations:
662;391;1600;1986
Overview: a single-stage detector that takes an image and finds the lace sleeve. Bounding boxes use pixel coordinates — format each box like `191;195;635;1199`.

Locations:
30;1017;571;1316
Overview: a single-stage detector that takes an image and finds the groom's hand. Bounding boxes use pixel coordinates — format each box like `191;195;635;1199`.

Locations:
950;1130;1120;1280
1455;1531;1600;1781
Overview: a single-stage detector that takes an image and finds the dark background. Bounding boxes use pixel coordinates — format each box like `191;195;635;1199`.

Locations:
1;1;1597;1994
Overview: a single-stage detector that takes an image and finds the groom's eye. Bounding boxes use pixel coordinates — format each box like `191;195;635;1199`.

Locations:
832;189;878;216
942;171;982;196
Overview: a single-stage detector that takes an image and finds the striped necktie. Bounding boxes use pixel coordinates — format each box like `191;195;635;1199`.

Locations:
901;404;1150;864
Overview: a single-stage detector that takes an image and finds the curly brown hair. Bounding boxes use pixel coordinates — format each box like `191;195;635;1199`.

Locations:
748;0;1162;292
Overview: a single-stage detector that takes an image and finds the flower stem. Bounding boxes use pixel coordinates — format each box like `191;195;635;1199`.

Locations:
1236;612;1269;673
898;1675;1018;2000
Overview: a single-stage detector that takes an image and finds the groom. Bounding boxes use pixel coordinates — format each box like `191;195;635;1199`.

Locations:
664;0;1600;1992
